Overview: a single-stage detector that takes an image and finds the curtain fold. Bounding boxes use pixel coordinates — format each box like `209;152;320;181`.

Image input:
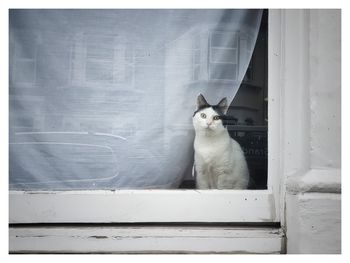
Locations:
9;9;263;190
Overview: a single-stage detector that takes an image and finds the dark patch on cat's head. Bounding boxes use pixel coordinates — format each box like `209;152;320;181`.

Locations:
193;94;209;116
213;97;228;115
193;94;229;127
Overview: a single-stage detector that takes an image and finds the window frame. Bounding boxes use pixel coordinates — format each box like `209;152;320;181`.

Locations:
9;10;282;224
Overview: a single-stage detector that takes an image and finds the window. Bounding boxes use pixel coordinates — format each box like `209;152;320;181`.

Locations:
10;31;37;86
9;9;280;224
209;31;239;81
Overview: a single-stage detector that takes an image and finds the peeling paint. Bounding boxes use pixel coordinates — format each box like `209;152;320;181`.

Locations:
10;226;284;254
88;235;108;239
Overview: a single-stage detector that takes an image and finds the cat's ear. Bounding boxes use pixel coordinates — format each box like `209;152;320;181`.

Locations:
217;97;228;114
197;93;209;109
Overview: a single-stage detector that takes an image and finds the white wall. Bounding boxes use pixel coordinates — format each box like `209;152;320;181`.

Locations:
309;10;341;169
284;9;341;254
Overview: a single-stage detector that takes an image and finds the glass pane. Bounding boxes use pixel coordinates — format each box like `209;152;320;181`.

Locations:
9;9;264;190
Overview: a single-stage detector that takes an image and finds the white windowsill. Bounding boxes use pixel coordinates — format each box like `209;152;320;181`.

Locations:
10;225;284;254
9;189;277;224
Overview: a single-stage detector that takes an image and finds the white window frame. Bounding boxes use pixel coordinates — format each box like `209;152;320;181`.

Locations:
9;10;282;225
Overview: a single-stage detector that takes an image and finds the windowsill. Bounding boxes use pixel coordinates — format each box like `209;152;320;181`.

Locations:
9;224;284;254
9;189;278;224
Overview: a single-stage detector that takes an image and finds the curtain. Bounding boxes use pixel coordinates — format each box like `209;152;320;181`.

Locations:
9;9;263;190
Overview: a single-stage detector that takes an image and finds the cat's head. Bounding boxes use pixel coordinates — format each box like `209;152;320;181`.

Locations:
192;94;228;135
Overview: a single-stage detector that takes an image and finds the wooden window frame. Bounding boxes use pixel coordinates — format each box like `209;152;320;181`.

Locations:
9;10;282;225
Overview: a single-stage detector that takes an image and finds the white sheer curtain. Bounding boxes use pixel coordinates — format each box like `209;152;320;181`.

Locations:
9;9;262;190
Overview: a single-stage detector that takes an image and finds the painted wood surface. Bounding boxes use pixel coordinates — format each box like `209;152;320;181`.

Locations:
10;226;284;254
268;8;283;224
10;190;277;223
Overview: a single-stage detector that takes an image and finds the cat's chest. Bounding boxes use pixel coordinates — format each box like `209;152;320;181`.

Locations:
194;137;230;162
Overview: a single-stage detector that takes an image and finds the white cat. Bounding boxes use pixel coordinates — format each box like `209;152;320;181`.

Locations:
192;94;249;189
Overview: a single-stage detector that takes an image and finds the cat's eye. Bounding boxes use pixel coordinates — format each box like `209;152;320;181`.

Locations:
200;113;206;118
213;115;220;120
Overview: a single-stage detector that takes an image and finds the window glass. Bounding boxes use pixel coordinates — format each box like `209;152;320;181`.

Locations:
9;9;264;190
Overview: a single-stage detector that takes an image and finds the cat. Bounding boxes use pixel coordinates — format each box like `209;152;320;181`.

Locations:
192;94;249;189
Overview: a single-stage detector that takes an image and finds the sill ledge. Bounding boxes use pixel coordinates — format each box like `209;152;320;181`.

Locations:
286;168;341;194
10;225;284;254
